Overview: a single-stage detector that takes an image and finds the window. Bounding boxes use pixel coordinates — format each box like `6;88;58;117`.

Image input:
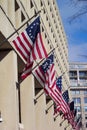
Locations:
50;45;52;49
76;91;80;94
51;28;53;33
34;9;37;15
71;91;76;95
84;90;87;95
73;98;81;104
48;0;49;5
21;11;25;22
49;22;51;27
84;106;87;112
79;71;87;77
15;0;20;11
43;9;46;14
74;106;81;112
42;26;44;32
47;39;49;44
84;97;87;103
46;16;48;21
86;123;87;128
45;33;47;38
85;114;87;119
30;0;34;8
40;0;43;6
71;90;80;95
77;114;81;118
50;7;52;12
69;71;77;77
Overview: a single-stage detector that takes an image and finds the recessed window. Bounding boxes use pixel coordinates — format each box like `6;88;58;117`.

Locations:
40;0;43;6
47;39;49;44
55;39;57;43
50;45;52;49
77;114;81;118
45;33;47;38
51;28;53;33
74;106;81;112
54;19;56;23
73;98;81;104
48;0;49;5
42;26;44;32
53;1;55;5
84;106;87;112
71;90;80;95
50;7;52;12
15;0;20;11
34;9;37;15
55;24;58;28
46;16;48;21
53;33;55;38
52;13;54;18
21;11;25;22
43;9;46;14
84;90;87;95
85;114;87;119
84;97;87;103
49;22;51;27
30;0;34;8
86;123;87;128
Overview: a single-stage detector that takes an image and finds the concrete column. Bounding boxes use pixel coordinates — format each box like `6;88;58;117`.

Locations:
45;100;54;130
0;51;18;130
35;89;46;130
20;75;36;130
53;112;70;130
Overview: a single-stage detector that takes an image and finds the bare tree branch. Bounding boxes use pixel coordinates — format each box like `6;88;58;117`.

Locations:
68;6;87;23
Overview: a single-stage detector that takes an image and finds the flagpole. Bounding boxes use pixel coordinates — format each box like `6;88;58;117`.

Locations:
60;119;66;126
64;124;70;129
0;5;42;47
54;113;60;121
45;103;54;114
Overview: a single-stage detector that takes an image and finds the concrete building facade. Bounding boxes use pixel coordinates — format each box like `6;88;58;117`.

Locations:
0;0;70;130
69;62;87;130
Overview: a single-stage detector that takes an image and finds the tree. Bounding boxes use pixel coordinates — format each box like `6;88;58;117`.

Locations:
69;0;87;23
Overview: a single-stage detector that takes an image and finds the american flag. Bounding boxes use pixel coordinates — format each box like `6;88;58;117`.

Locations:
12;16;47;63
62;90;69;104
34;54;61;107
61;90;72;120
21;62;33;79
56;76;62;92
34;54;70;115
70;101;74;111
74;117;82;130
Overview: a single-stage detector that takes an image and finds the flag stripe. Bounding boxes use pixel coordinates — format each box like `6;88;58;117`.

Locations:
17;36;30;57
36;35;42;58
13;40;27;61
12;17;47;65
22;32;33;50
39;33;47;57
21;62;33;79
34;66;45;87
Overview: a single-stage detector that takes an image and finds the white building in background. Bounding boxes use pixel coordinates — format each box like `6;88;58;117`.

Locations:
0;0;70;130
69;62;87;130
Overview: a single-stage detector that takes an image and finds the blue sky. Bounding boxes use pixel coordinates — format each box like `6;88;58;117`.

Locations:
57;0;87;62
